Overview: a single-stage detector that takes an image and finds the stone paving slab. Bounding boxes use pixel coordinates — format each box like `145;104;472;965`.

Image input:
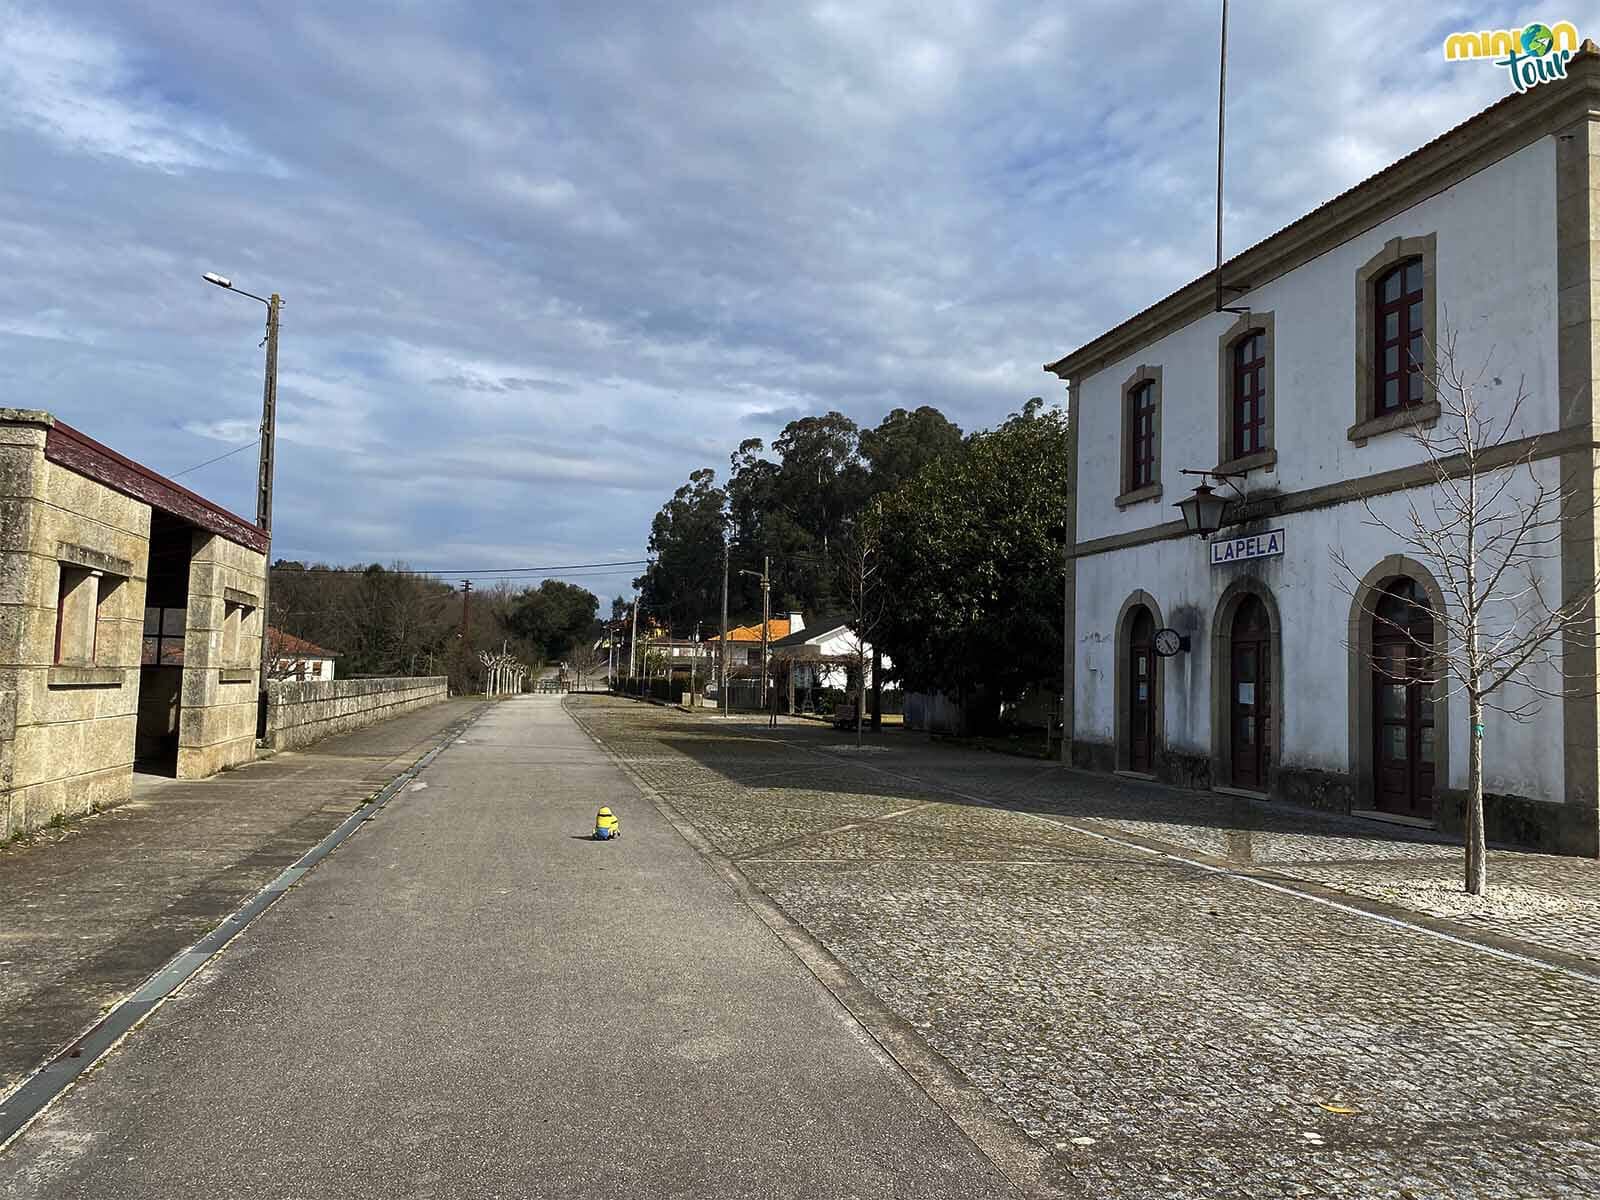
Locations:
572;697;1600;1198
0;697;488;1098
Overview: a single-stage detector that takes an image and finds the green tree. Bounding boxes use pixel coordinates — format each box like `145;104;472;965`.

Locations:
871;399;1069;730
636;467;727;632
859;406;964;494
727;412;867;617
508;580;600;662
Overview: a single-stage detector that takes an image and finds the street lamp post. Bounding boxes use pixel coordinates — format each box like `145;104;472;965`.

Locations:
203;272;282;691
739;556;771;708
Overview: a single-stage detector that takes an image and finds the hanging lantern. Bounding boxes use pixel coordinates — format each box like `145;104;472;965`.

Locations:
1176;481;1230;537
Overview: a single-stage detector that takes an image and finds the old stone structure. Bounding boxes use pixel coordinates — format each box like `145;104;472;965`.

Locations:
0;409;269;839
262;676;448;752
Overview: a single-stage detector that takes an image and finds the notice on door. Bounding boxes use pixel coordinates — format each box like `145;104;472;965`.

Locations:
1210;528;1285;567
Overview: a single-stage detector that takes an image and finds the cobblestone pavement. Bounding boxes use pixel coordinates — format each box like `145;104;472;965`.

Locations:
569;697;1600;1199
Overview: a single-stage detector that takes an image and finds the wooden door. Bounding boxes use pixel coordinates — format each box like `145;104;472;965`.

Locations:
1229;596;1271;790
1129;607;1155;772
1373;580;1435;818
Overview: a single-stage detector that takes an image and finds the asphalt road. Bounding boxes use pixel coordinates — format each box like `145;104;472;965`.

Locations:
0;696;1016;1199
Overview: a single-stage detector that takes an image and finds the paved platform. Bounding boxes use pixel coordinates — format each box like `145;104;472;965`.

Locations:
0;697;488;1099
569;697;1600;1197
0;696;1019;1199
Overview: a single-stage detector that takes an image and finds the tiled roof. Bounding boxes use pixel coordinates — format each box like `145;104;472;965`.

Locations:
707;618;793;643
769;618;849;649
268;627;340;658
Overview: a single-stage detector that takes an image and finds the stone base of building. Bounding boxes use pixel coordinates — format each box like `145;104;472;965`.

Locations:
1157;749;1212;791
1274;767;1356;815
1067;739;1596;858
2;761;132;840
1071;738;1113;774
1433;788;1587;856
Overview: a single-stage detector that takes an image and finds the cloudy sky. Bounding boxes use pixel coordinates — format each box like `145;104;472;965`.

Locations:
0;1;1526;599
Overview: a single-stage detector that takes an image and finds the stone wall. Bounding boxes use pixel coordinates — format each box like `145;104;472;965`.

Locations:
0;411;149;838
175;532;266;778
263;676;448;752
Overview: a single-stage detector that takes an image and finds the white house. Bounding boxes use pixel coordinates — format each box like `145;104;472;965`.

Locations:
768;618;888;694
1046;49;1600;855
267;628;339;682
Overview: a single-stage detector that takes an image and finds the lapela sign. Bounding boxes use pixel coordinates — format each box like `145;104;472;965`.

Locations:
1210;528;1285;567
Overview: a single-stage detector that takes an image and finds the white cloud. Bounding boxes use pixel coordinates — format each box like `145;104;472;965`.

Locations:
0;5;283;174
0;0;1530;582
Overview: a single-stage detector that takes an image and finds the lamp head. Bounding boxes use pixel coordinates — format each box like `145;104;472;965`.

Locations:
202;272;232;289
1176;481;1231;537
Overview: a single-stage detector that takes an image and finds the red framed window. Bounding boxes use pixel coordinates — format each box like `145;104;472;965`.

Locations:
1232;331;1266;458
1375;258;1425;414
1128;381;1156;489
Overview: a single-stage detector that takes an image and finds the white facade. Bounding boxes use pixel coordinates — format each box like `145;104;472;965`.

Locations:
1049;63;1600;854
281;653;336;682
783;624;890;690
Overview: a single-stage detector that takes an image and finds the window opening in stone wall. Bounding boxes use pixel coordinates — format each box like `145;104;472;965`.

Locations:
1375;259;1425;415
1128;381;1157;489
1231;331;1267;458
54;566;100;666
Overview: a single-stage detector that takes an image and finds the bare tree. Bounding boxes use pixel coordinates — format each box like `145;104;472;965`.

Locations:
568;640;601;691
1334;329;1598;895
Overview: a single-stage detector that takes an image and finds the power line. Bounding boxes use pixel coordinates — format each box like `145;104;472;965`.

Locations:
170;439;260;479
269;558;646;576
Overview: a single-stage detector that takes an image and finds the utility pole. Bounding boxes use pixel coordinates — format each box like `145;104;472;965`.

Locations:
202;274;282;693
460;579;473;639
761;554;770;708
689;621;700;707
255;292;281;690
720;534;730;717
628;593;640;684
739;556;771;708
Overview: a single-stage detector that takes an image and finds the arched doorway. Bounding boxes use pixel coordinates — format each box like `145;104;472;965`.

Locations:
1128;606;1156;772
1348;558;1448;823
1371;577;1436;818
1229;595;1272;790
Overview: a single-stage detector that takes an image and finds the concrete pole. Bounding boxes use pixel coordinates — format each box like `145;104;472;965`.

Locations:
760;554;770;709
255;293;281;693
629;594;640;681
720;535;729;717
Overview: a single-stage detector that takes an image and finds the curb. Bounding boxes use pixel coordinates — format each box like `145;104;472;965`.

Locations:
0;703;491;1154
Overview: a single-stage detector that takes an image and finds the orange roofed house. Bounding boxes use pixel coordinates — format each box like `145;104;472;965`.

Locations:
267;628;341;682
706;611;804;669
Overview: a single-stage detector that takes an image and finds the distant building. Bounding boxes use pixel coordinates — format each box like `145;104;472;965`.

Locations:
706;611;804;668
768;617;885;688
1;410;269;839
268;628;340;681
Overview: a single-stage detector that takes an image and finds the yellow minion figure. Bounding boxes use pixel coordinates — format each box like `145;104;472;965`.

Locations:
594;806;620;840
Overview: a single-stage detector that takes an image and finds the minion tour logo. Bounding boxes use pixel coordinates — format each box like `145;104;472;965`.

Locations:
1443;21;1581;92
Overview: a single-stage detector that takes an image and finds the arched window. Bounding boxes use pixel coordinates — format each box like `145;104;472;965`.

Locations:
1374;258;1425;415
1231;330;1267;458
